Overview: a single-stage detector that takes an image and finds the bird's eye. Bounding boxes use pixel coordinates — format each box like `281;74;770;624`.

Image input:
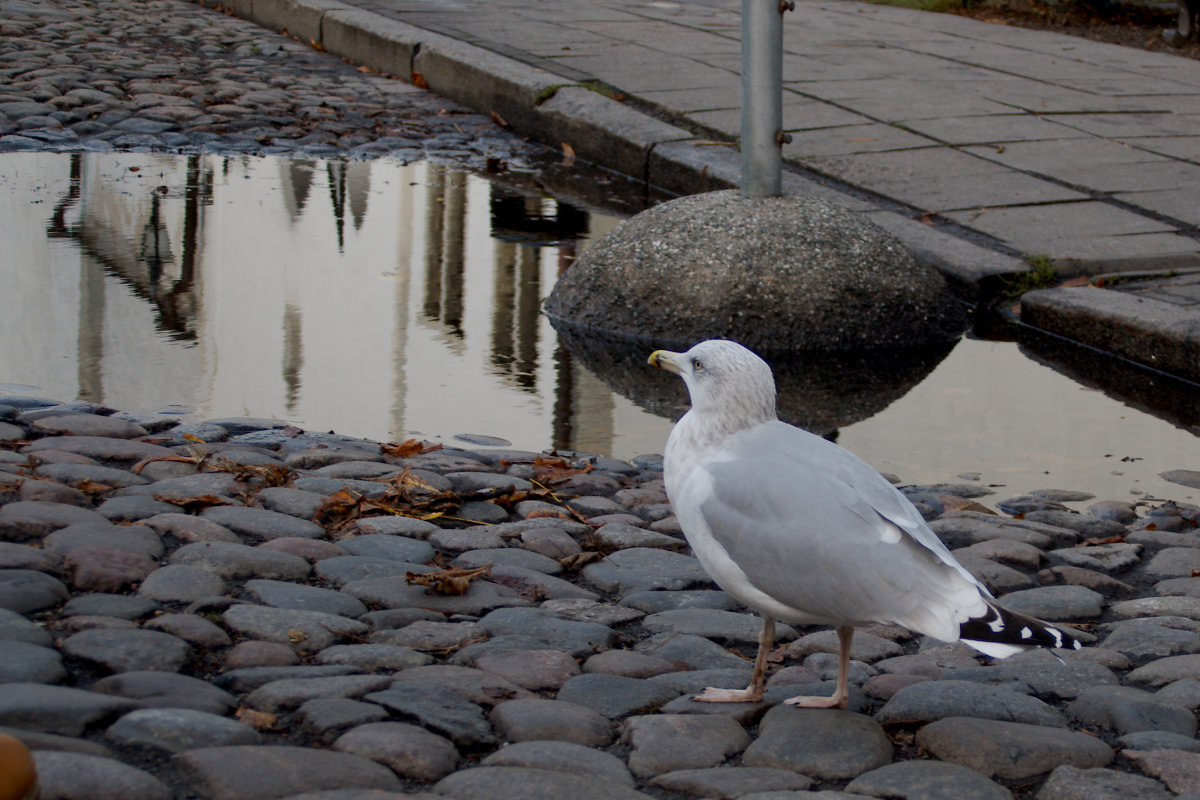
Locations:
692;358;704;372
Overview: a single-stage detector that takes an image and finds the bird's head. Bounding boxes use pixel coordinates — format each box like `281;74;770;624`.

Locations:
648;339;778;430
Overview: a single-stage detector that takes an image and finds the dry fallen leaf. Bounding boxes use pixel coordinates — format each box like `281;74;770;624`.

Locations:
525;508;573;522
1082;535;1127;546
235;707;279;730
411;72;428;89
559;551;604;571
561;141;575;165
74;479;115;495
937;495;995;515
309;37;324;52
154;493;230;513
287;628;307;643
381;438;441;459
490;110;510;129
406;565;492;596
531;456;593;484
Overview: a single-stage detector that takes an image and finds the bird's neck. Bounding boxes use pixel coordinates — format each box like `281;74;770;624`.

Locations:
667;405;769;457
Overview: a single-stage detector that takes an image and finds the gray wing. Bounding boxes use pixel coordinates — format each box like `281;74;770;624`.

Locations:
693;420;987;638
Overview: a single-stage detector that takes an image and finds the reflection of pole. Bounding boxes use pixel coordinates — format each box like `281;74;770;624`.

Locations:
328;161;347;251
515;244;539;389
69;153;105;404
442;172;466;336
282;303;303;413
77;259;106;404
552;341;574;451
422;166;445;323
557;240;577;277
389;174;415;439
742;0;786;197
490;241;516;373
348;161;371;232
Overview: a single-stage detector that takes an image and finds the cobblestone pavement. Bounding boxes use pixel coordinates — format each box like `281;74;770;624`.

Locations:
0;0;535;167
3;399;1200;799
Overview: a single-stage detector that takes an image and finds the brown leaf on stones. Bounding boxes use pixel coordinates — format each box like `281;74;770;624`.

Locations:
74;479;115;496
530;456;593;484
154;494;230;513
561;142;575;166
235;707;280;731
490;110;510;129
131;450;210;475
525;508;574;522
938;495;995;515
1082;535;1127;546
558;551;604;571
287;628;307;643
411;72;428;89
309;37;324;52
380;438;441;459
209;457;293;487
406;565;491;596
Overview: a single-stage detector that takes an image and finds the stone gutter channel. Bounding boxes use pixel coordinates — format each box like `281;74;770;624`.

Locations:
201;0;1200;386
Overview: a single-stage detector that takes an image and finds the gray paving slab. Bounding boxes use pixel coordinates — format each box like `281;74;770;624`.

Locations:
901;114;1088;146
944;202;1199;268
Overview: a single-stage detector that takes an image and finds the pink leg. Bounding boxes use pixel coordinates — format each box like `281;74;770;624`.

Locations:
694;616;775;703
783;625;853;709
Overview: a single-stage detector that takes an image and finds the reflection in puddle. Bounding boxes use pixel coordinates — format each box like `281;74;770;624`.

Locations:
2;151;1200;503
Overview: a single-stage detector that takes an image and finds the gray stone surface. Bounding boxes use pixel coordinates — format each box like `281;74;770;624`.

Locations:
0;683;139;735
481;740;633;785
105;707;262;752
435;765;654;800
33;751;171;800
244;675;396;713
1036;765;1171;800
245;578;368;618
846;760;1013;800
997;585;1104;621
915;716;1113;779
60;628;190;673
364;682;495;747
1067;685;1198;736
649;767;813;798
477;607;617;657
557;673;684;719
625;714;750;778
742;706;892;780
545;190;963;351
0;640;65;683
332;721;460;781
221;604;368;652
488;698;614;746
177;745;404;799
92;671;237;715
875;680;1066;727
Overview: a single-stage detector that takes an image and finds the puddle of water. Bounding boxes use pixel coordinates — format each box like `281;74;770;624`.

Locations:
2;151;1199;505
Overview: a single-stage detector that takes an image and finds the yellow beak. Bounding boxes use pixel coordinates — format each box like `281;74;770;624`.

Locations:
648;349;683;374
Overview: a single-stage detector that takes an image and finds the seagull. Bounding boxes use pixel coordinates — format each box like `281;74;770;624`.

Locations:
648;339;1082;708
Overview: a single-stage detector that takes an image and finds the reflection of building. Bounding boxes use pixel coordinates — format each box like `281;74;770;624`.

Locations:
4;151;655;457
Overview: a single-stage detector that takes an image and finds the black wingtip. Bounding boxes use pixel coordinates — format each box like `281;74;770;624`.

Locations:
959;601;1084;654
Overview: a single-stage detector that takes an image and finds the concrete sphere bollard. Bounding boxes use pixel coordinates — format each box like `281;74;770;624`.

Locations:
544;190;966;352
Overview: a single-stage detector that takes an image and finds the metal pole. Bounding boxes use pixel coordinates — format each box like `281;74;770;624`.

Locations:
741;0;784;197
